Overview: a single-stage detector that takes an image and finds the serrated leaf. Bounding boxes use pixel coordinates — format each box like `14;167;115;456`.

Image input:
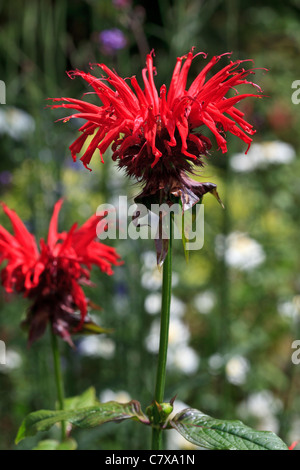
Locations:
170;409;289;451
33;438;77;450
16;400;148;444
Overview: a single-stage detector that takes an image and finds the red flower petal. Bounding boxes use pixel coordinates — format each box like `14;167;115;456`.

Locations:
0;201;122;345
47;198;64;249
1;203;39;258
50;49;263;176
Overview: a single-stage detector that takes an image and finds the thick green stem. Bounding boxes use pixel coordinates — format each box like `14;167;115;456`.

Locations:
151;217;173;450
50;328;67;441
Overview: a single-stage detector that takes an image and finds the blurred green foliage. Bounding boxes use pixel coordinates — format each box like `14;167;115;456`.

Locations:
0;0;300;450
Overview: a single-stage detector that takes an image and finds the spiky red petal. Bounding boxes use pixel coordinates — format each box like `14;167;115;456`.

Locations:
50;49;263;177
0;200;122;345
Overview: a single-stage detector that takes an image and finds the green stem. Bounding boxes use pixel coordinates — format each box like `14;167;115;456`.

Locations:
151;216;173;450
50;327;67;441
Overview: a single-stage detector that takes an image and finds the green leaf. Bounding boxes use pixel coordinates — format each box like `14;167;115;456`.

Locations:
170;409;289;451
16;400;148;444
210;187;225;209
63;387;98;411
33;438;77;450
55;311;113;337
79;320;113;336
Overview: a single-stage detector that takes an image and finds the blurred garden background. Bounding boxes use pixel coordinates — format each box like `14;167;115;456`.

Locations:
0;0;300;450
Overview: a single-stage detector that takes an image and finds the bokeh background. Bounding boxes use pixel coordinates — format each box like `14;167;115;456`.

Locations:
0;0;300;450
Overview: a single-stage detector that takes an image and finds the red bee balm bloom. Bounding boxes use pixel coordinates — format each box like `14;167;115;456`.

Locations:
51;49;262;204
51;49;263;263
0;200;122;346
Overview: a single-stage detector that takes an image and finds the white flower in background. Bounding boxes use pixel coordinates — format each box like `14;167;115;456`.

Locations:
144;294;185;317
194;290;216;314
168;345;200;375
145;318;190;354
141;268;179;290
225;355;250;385
163;317;190;345
145;317;199;375
78;336;115;359
171;272;179;288
141;269;162;290
141;251;157;270
0;107;35;140
230;141;295;172
141;251;179;290
144;292;161;314
167;318;190;352
99;389;131;403
144;319;162;353
170;296;185;317
261;141;295;164
237;390;282;433
240;391;282;418
208;353;224;372
278;296;300;320
216;232;266;271
0;349;22;373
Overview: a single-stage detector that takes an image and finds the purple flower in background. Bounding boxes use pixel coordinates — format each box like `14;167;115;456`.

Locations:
112;0;132;8
0;171;12;185
99;28;127;55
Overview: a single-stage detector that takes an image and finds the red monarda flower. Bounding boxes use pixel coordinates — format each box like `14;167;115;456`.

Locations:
0;200;121;346
50;49;262;202
50;49;263;263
